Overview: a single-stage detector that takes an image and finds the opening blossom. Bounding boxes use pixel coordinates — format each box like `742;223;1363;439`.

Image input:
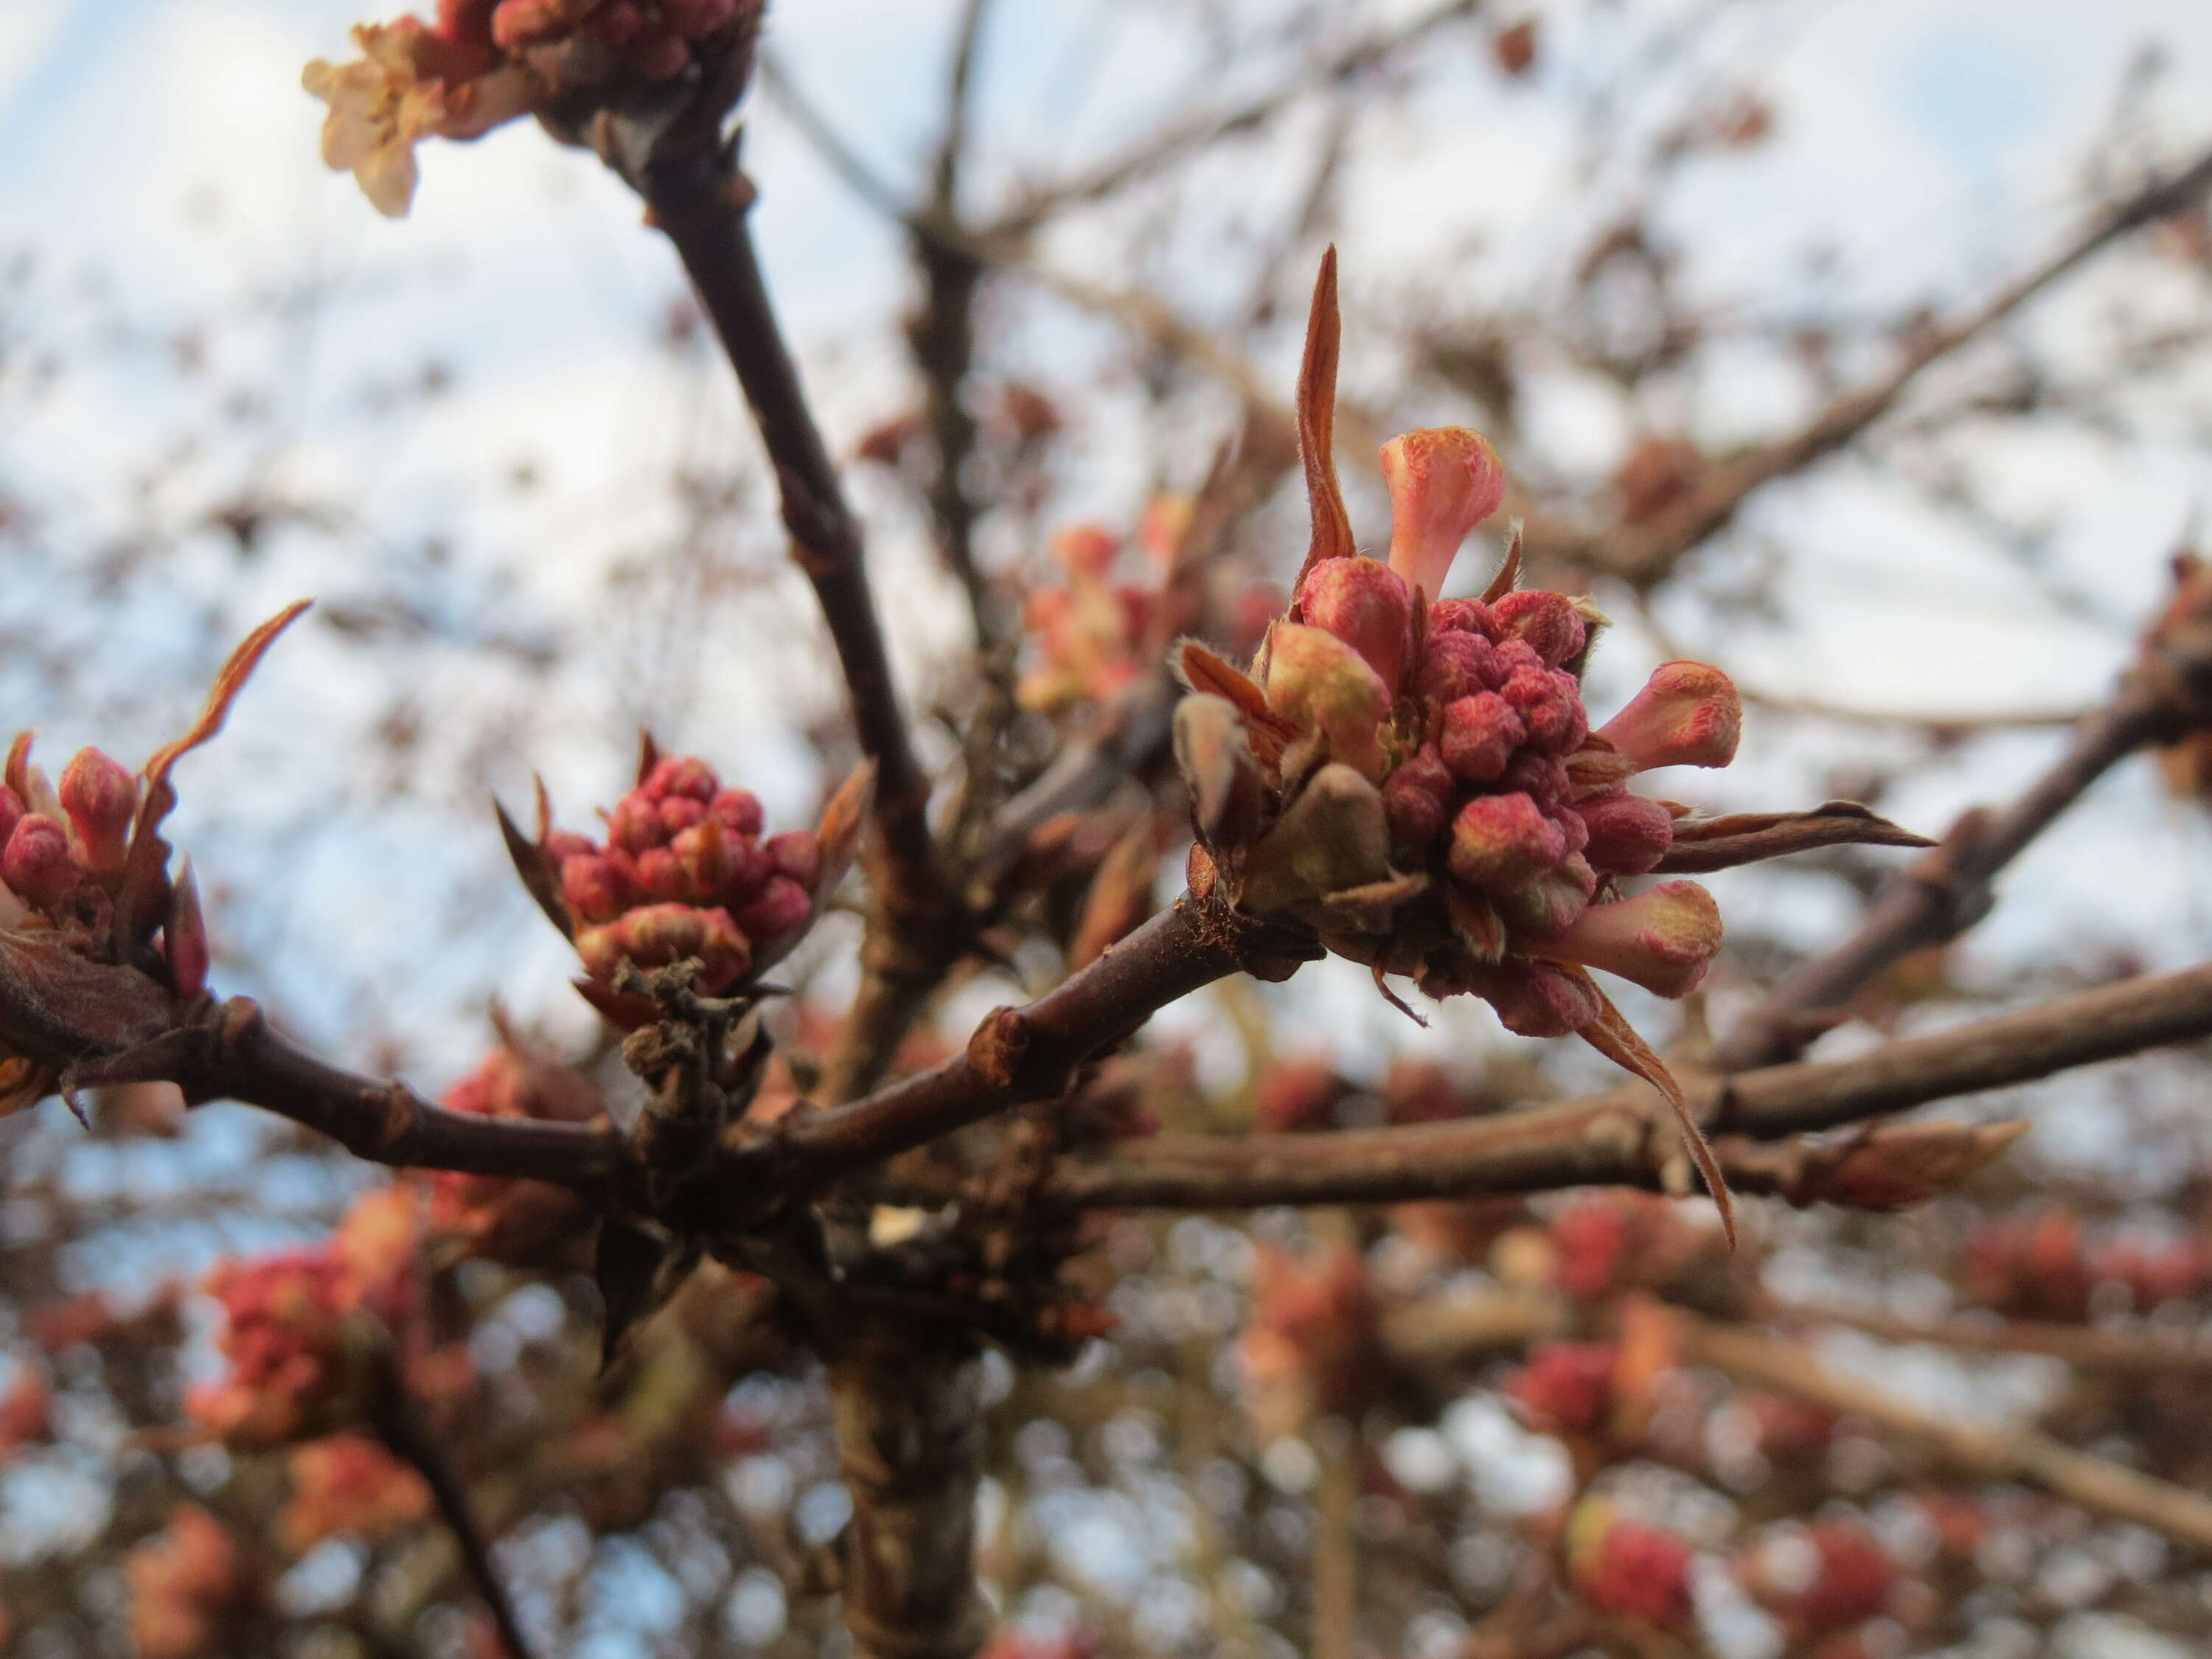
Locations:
1173;253;1932;1237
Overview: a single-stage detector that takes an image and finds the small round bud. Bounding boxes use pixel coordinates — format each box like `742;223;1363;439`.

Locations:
1295;557;1415;693
644;755;718;802
657;796;708;837
1448;793;1567;891
670;820;735;894
765;829;821;891
1500;666;1589;753
59;748;136;876
1498;749;1570;807
735;875;812;945
710;788;765;838
1439;692;1526;782
1492;589;1587;668
1413;630;1500;706
1382;745;1453;854
4;815;78;910
607;792;665;852
1427;597;1499;639
633;847;691;902
1575;791;1675;877
560;854;629;924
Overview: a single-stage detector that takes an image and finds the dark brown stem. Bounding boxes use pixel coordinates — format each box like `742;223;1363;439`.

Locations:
641;158;936;894
370;1358;538;1659
787;891;1293;1180
1037;961;2212;1208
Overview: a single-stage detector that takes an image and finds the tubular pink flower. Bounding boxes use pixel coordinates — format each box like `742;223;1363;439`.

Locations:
59;748;136;876
1265;622;1391;781
1543;880;1722;998
1597;661;1742;772
1448;793;1567;891
1440;692;1525;782
1295;557;1416;692
1382;428;1507;599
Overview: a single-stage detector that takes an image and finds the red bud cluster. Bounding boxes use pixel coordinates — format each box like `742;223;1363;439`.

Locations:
420;1042;605;1264
1567;1498;1696;1630
1737;1519;1899;1640
1505;1340;1618;1436
552;754;819;997
280;1433;433;1553
1964;1209;2211;1320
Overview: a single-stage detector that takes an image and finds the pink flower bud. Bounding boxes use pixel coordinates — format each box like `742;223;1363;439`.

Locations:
608;792;665;852
717;835;774;906
1439;692;1525;782
1382;745;1453;853
1498;749;1569;807
1448;793;1567;891
710;788;764;838
1264;622;1391;782
1492;637;1546;680
1495;852;1596;940
633;846;691;902
1428;597;1499;639
1412;630;1500;707
1507;1340;1618;1434
735;874;811;944
1053;524;1119;577
765;829;821;891
625;25;690;78
1545;880;1722;998
59;748;136;876
1295;557;1415;693
671;819;734;894
645;755;718;801
1381;427;1507;599
1597;661;1742;772
560;854;629;923
1474;959;1603;1037
1492;589;1587;668
1575;791;1675;877
657;796;708;838
4;815;77;910
1500;666;1589;754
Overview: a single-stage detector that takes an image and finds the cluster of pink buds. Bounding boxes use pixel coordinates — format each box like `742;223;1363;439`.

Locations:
420;1040;605;1263
303;0;762;217
1565;1498;1697;1632
124;1506;248;1659
1506;1340;1620;1437
1175;255;1930;1228
280;1433;433;1552
1963;1209;2211;1321
547;753;822;1001
186;1189;425;1445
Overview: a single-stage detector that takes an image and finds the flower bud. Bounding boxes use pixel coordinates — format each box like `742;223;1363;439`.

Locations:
1439;692;1525;782
607;791;664;852
1498;748;1569;807
735;874;812;945
644;755;718;801
1382;745;1453;853
1598;661;1742;771
1472;959;1603;1036
1381;427;1506;599
1575;790;1675;877
560;854;629;923
1507;1340;1618;1434
545;830;595;862
1568;1500;1694;1630
710;788;765;838
4;815;77;910
1545;880;1722;998
765;829;821;891
59;748;136;876
1496;852;1596;939
1295;557;1415;692
1492;589;1587;668
670;818;734;895
633;846;691;902
657;796;707;837
1448;792;1567;891
1052;523;1119;577
1428;597;1499;639
1412;629;1500;707
1265;622;1390;781
1500;665;1589;753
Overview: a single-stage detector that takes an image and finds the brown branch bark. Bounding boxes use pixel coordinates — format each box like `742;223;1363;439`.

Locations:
1037;961;2212;1208
1758;1295;2212;1375
1676;1312;2212;1554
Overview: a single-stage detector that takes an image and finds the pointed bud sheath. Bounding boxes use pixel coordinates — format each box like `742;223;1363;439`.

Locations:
1295;557;1415;692
58;748;136;877
1382;744;1453;854
1265;623;1390;781
1598;661;1742;772
1441;692;1525;782
1575;790;1675;877
1242;763;1393;919
0;786;22;852
1448;792;1568;891
165;859;211;999
1544;880;1722;998
1175;694;1267;851
1382;427;1507;599
4;815;77;910
1493;590;1587;669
